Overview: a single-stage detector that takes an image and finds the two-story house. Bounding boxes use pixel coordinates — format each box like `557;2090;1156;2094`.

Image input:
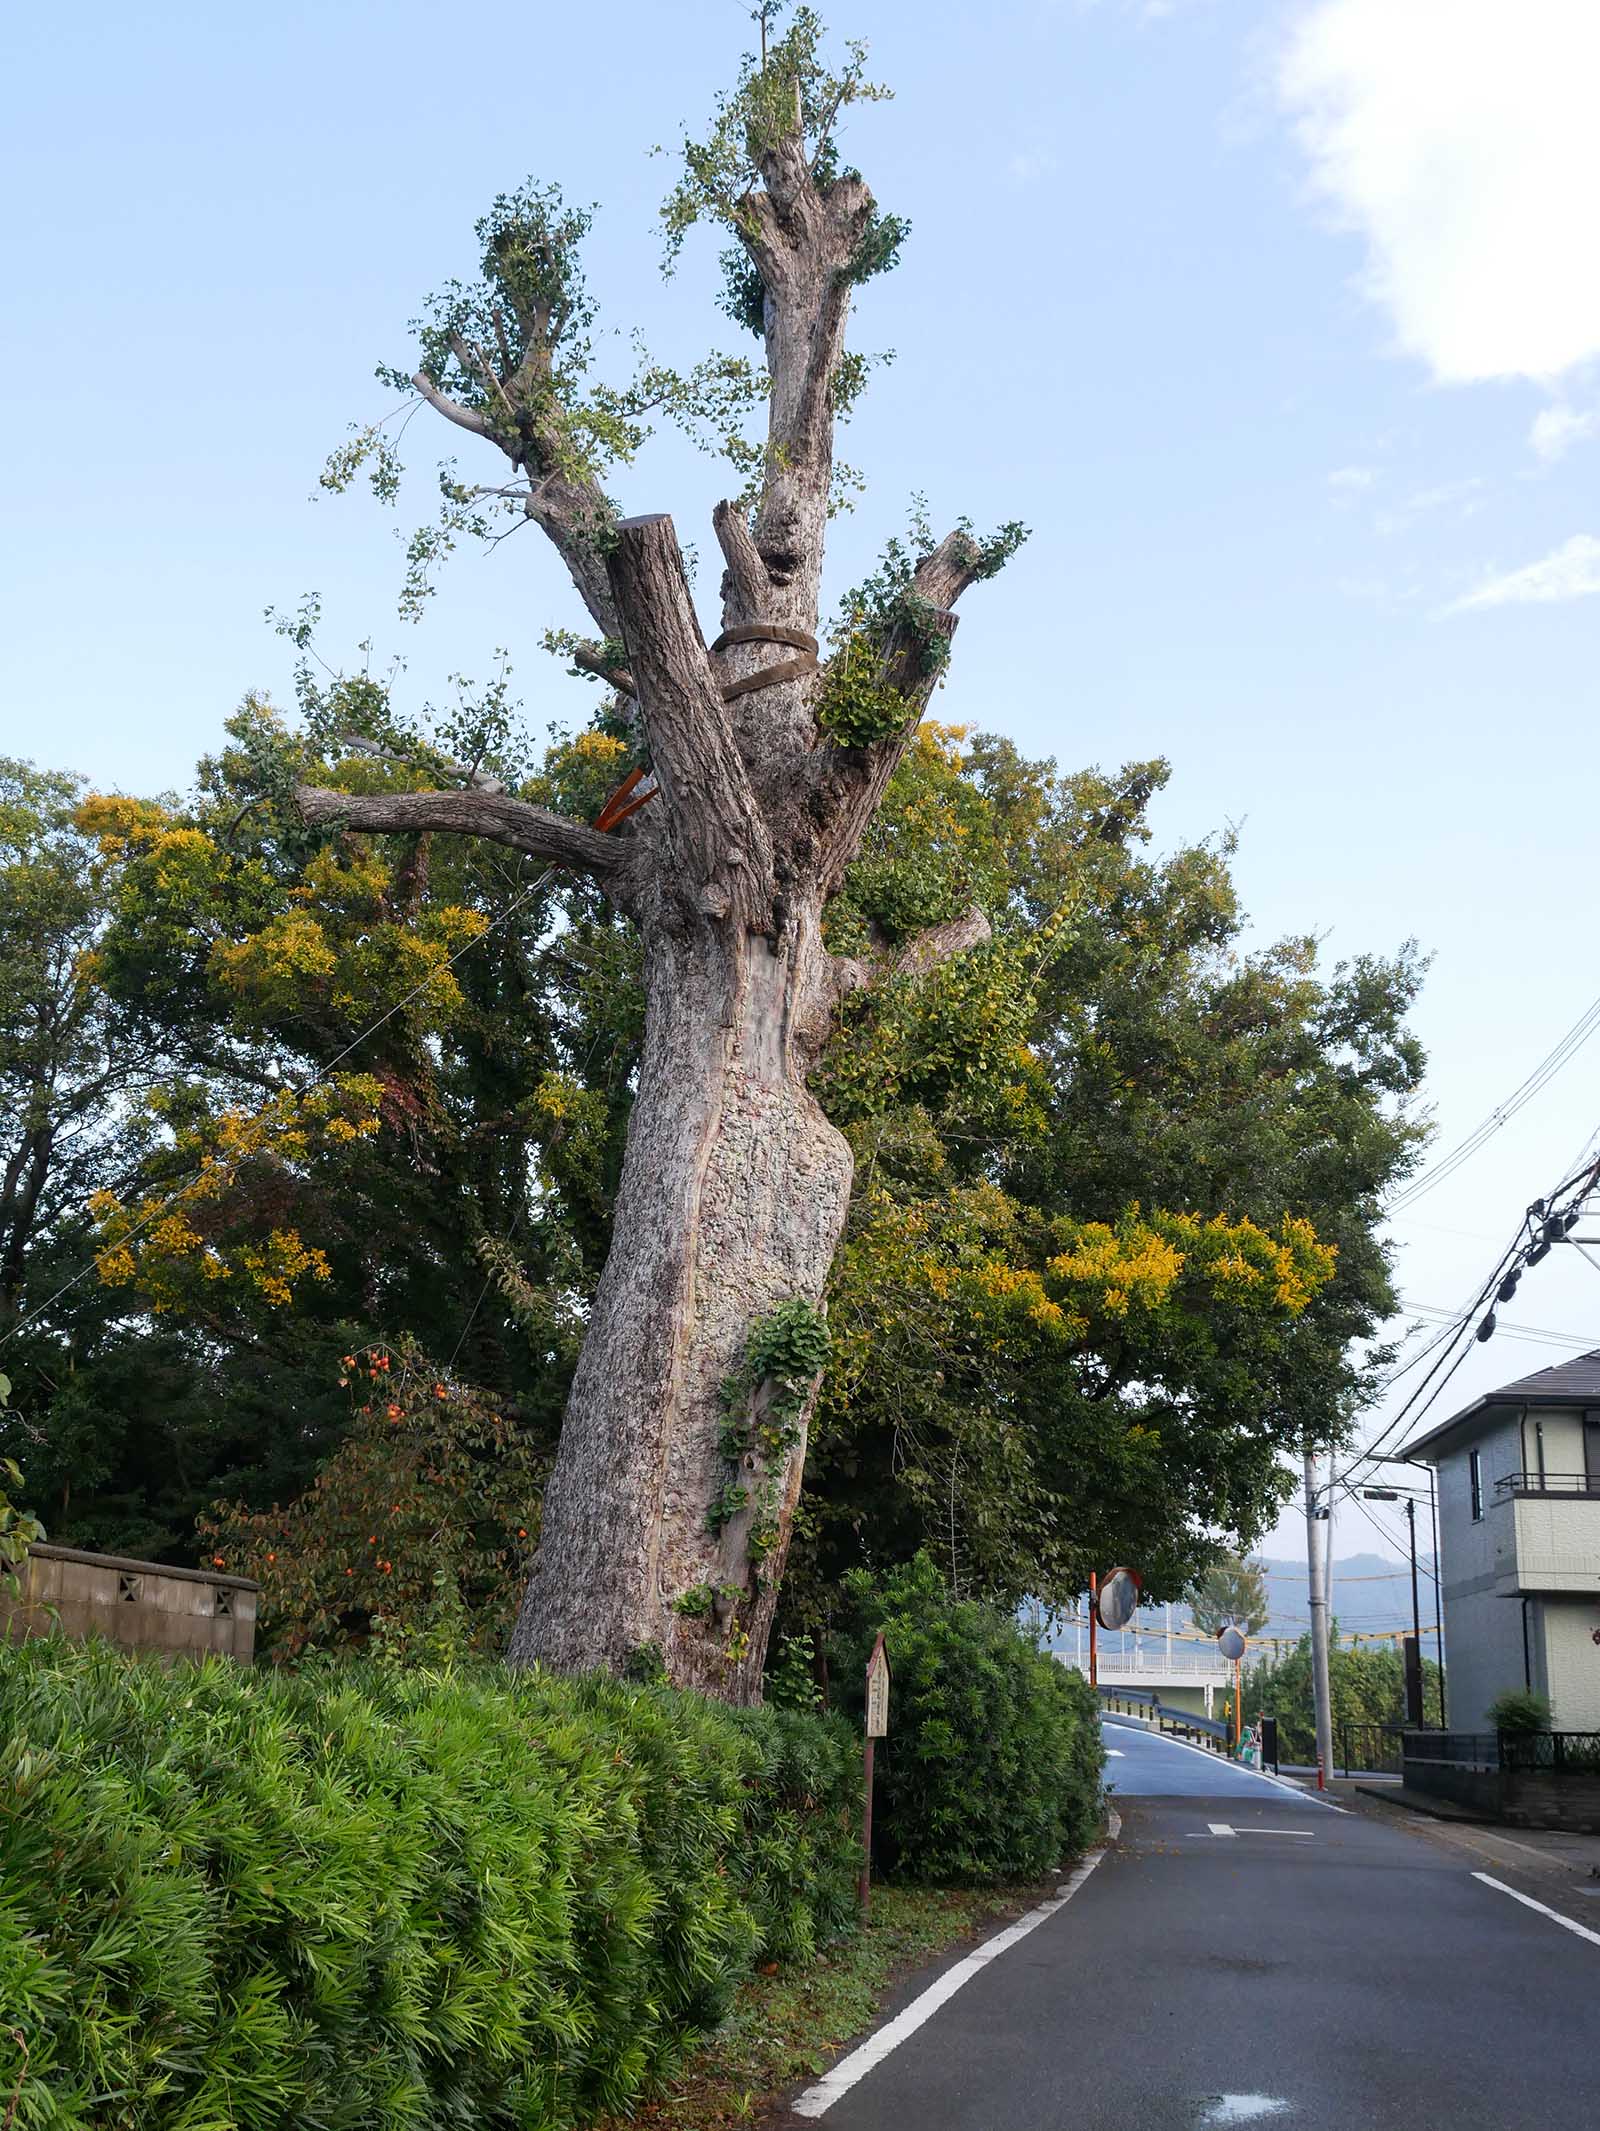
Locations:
1404;1350;1600;1734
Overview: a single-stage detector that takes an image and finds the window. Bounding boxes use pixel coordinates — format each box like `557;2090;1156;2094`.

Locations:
1469;1447;1484;1522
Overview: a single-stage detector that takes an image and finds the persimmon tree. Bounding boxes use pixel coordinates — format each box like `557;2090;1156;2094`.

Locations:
296;15;1023;1697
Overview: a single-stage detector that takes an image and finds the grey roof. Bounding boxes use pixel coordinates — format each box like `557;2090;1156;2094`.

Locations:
1400;1346;1600;1462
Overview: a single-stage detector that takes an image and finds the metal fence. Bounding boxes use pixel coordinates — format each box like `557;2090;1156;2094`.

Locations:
1336;1722;1403;1775
1399;1730;1600;1773
1497;1731;1600;1773
1400;1730;1496;1769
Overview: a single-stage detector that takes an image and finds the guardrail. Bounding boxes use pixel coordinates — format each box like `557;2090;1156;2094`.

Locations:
1097;1684;1229;1750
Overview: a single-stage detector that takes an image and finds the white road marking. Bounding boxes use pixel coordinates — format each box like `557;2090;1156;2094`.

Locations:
791;1847;1109;2118
1187;1827;1314;1840
1105;1748;1125;1757
1199;2098;1291;2125
1473;1872;1600;1949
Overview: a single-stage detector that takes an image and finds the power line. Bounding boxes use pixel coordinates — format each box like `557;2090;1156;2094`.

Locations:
1336;1481;1440;1590
1343;1147;1600;1489
1389;988;1600;1211
1401;1300;1596;1354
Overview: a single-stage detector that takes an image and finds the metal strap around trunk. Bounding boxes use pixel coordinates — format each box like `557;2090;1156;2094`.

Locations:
720;653;818;703
709;623;818;656
710;621;820;705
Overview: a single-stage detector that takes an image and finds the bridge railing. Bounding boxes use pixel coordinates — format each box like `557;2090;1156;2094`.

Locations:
1059;1652;1230;1685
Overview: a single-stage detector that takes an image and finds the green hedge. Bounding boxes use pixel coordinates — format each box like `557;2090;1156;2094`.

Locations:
826;1556;1104;1883
0;1640;859;2130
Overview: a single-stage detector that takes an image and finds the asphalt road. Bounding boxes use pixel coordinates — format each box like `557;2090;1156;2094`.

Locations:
794;1717;1600;2130
1100;1716;1326;1804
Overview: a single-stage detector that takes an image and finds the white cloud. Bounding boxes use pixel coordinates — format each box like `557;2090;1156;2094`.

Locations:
1279;0;1600;384
1374;476;1486;537
1448;534;1600;611
1530;404;1600;461
1328;464;1376;492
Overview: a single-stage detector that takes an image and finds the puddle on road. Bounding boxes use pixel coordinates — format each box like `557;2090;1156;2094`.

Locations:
1197;2098;1291;2126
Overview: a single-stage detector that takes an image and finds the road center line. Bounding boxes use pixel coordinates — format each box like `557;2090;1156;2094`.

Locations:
791;1847;1109;2118
1472;1872;1600;1949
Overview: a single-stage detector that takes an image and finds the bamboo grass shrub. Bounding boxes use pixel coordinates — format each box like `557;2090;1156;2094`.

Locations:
0;1640;858;2129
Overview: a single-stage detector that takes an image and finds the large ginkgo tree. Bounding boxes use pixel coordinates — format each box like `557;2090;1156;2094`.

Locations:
297;14;1023;1697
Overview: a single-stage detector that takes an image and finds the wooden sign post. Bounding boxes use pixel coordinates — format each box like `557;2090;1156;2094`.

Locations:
861;1633;890;1920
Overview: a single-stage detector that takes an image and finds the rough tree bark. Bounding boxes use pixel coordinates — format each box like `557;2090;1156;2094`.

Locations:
297;85;1009;1699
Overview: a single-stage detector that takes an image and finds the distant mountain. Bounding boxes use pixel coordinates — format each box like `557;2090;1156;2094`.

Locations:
1252;1551;1437;1647
1040;1551;1437;1658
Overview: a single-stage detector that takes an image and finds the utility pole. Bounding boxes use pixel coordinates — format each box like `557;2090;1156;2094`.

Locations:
1406;1496;1421;1654
1304;1449;1335;1787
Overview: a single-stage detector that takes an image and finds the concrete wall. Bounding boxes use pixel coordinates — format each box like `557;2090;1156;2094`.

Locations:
1522;1405;1589;1486
1403;1755;1600;1832
1503;1769;1600;1834
1436;1406;1528;1732
0;1543;258;1663
1511;1495;1600;1593
1540;1595;1600;1731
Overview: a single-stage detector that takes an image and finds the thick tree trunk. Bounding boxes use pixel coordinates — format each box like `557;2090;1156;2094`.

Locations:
507;893;850;1701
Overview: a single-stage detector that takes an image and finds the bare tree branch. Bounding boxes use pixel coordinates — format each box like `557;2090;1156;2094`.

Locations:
522;477;623;642
448;330;520;423
411;369;491;439
831;905;992;999
912;530;993;611
725;140;872;637
606;513;772;926
295;785;624;881
712;498;772;619
568;641;636;696
814;604;960;893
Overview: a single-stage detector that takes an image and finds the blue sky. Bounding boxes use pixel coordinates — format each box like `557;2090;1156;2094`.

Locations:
5;0;1599;1564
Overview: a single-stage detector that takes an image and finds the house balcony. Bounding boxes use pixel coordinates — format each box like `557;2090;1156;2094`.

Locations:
1496;1471;1600;1500
1492;1474;1600;1594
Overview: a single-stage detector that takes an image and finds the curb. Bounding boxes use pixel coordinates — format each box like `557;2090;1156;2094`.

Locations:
1354;1781;1503;1828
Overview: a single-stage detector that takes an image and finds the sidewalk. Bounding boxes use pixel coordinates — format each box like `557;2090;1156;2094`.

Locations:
1343;1778;1600;1884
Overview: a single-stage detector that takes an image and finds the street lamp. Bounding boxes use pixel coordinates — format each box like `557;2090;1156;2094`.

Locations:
1364;1454;1446;1727
1363;1488;1424;1725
